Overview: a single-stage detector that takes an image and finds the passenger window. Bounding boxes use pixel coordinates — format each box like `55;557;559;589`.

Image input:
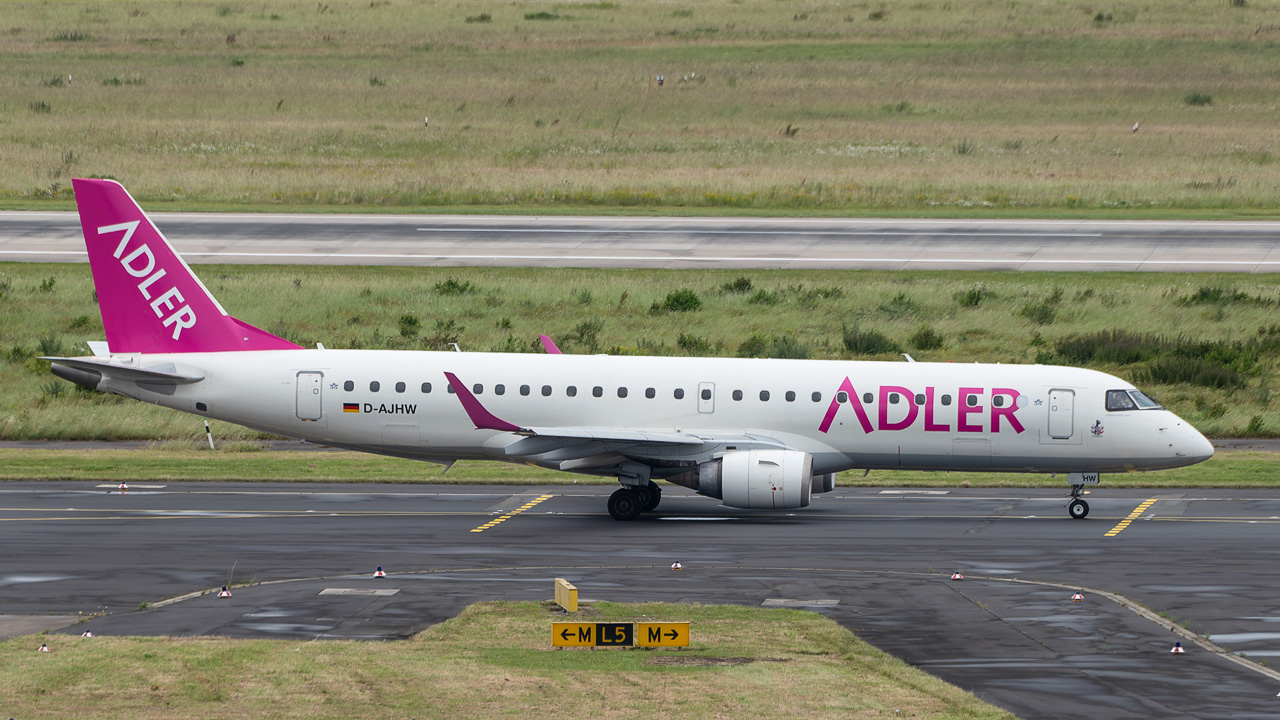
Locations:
395;382;406;393
473;384;483;395
915;393;925;405
618;387;628;398
421;382;431;393
732;390;743;401
645;387;655;399
674;388;685;400
836;391;848;403
786;391;796;402
370;381;380;392
701;388;712;401
344;380;354;392
992;395;1004;408
942;394;952;406
495;384;505;396
889;393;899;404
812;392;822;402
567;386;577;397
593;386;603;398
447;383;455;394
542;385;552;397
1106;389;1138;412
966;394;978;407
760;390;770;401
520;385;530;396
863;392;873;404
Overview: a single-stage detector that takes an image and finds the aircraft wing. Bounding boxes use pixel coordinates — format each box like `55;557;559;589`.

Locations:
443;371;787;471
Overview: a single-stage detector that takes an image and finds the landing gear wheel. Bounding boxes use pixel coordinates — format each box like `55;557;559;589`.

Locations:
642;481;662;512
608;487;644;521
1068;499;1090;519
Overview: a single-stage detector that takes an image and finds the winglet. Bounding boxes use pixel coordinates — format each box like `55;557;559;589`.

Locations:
444;371;521;432
538;335;562;354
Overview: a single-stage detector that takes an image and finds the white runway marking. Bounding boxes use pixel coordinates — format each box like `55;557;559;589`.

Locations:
5;250;1280;267
417;227;1106;237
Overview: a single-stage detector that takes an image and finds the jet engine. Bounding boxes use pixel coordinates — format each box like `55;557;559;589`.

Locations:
670;449;814;509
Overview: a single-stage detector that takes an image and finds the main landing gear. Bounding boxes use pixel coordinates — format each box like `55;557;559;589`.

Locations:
608;481;662;521
1067;486;1090;520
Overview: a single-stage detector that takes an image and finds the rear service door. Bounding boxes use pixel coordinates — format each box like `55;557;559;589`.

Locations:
296;371;324;422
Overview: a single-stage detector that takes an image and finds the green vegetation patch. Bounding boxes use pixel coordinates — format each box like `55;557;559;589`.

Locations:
0;601;1012;719
7;264;1280;440
0;448;1271;488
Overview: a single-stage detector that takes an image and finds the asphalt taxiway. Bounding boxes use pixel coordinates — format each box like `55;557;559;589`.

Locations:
5;212;1280;271
3;482;1280;718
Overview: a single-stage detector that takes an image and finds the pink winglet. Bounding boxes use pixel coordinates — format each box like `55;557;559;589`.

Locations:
444;371;521;432
538;335;562;354
72;178;302;354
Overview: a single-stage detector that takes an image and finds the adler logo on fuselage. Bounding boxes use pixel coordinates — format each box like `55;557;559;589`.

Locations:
98;221;196;340
819;377;1026;435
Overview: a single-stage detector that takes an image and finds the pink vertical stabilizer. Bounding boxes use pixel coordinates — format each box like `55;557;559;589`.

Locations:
72;179;302;354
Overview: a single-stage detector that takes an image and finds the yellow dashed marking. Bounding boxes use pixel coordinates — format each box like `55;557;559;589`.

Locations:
469;494;554;533
1105;499;1157;537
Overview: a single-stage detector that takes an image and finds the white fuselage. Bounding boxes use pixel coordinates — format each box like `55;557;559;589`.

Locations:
93;350;1213;476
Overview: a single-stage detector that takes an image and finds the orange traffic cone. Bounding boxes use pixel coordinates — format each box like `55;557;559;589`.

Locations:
217;585;232;598
671;562;682;571
38;643;50;652
1071;591;1084;602
373;566;386;578
1170;642;1185;654
951;572;964;581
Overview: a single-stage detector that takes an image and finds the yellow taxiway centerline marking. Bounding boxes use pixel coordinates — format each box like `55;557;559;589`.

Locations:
1105;498;1157;537
469;494;554;533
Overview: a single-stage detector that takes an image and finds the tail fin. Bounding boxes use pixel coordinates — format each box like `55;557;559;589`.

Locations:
72;179;302;354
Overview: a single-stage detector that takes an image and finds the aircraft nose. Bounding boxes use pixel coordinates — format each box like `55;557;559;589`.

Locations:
1174;422;1214;463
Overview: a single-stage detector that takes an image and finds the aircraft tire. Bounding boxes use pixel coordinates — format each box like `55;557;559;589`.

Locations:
1068;499;1089;519
608;487;644;521
643;482;662;512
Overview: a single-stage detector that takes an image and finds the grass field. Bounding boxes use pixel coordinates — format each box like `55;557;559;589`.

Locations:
0;601;1013;720
6;263;1280;441
0;446;1274;487
4;0;1280;214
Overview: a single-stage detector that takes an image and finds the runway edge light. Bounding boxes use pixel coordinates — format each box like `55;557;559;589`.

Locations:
951;572;964;581
1171;642;1185;654
671;561;682;571
81;631;93;638
1072;591;1084;602
374;566;386;578
38;643;50;652
118;482;127;492
218;586;232;598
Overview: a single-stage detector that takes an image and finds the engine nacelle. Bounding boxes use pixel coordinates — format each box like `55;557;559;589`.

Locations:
685;449;813;509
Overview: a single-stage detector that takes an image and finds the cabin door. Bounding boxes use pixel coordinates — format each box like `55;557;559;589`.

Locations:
1047;389;1075;439
296;371;324;422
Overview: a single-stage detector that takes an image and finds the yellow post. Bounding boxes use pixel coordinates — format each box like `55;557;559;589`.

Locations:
554;578;578;613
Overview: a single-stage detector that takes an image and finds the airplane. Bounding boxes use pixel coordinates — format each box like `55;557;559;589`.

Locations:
44;178;1215;521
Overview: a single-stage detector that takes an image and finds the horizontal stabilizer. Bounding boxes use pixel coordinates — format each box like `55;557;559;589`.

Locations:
42;357;204;385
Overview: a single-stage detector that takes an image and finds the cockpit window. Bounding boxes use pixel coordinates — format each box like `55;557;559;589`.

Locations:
1130;389;1162;409
1105;390;1137;411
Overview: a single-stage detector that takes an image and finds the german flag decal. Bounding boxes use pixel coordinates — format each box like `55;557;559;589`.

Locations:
342;403;360;413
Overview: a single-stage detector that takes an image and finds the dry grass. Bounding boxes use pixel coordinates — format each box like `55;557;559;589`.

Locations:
0;601;1013;719
3;0;1280;212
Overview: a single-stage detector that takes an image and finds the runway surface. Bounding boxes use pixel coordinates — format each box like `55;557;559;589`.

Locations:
4;482;1280;719
5;212;1280;271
